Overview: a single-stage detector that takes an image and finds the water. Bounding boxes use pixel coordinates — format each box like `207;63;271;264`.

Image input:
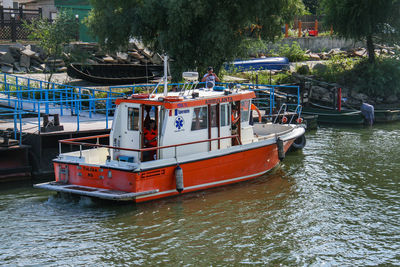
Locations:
1;123;400;266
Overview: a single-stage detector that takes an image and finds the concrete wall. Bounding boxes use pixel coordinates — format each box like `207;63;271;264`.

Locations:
268;37;364;52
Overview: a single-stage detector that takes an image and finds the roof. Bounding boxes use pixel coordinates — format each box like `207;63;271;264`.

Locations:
116;89;256;109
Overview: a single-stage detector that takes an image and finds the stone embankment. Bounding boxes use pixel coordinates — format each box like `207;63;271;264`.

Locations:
0;42;162;75
292;72;398;108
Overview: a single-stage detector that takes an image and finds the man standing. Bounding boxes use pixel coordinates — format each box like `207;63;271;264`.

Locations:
201;66;220;88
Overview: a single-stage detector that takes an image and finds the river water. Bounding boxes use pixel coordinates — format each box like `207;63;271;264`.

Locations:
1;123;400;266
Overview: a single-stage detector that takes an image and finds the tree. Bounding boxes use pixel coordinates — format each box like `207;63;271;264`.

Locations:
24;10;79;85
302;0;320;14
322;0;400;63
86;0;303;78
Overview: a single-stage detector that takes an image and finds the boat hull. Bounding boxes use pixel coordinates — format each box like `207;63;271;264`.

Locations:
302;106;365;125
225;57;289;72
67;63;163;84
50;139;295;203
374;109;400;123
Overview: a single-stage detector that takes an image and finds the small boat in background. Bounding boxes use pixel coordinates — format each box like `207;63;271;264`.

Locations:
67;63;163;84
302;106;364;125
225;57;289;72
374;109;400;123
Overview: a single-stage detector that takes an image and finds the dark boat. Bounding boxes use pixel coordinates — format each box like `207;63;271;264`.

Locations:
67;63;163;84
302;106;365;125
374;109;400;123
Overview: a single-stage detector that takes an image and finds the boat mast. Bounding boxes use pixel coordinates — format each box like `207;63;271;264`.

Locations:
163;55;168;96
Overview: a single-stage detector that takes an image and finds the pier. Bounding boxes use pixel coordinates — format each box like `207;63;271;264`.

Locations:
0;73;130;177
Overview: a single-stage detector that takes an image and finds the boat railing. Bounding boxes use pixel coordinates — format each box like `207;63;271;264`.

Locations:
179;81;199;96
58;134;240;161
288;104;302;124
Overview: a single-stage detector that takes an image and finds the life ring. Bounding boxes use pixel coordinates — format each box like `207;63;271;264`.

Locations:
282;116;288;124
251;104;262;123
163;96;184;102
131;93;149;99
290;134;306;150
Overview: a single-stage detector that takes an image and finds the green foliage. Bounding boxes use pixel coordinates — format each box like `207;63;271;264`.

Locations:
86;0;304;79
312;55;400;97
23;10;79;84
296;64;310;75
302;0;320;14
277;41;307;62
24;11;78;59
343;58;400;97
312;55;359;82
322;0;400;63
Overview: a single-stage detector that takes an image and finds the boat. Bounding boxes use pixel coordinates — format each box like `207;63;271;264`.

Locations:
67;63;163;84
34;71;305;203
374;109;400;123
225;57;289;72
301;105;365;125
303;102;400;125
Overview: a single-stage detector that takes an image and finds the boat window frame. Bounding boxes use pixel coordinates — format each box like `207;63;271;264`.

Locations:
127;107;140;131
240;100;250;123
220;103;231;127
191;106;208;131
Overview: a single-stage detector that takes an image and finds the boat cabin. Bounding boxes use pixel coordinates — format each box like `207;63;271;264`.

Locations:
110;88;257;163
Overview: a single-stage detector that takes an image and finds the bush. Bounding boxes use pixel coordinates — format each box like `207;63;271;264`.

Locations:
277;41;307;62
344;58;400;97
312;55;359;83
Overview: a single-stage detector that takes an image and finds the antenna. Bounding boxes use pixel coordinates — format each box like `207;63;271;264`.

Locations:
163;55;168;96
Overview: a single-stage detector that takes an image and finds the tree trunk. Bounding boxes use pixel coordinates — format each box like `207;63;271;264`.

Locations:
366;35;375;64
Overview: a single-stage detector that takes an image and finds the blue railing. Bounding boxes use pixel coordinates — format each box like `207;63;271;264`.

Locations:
0;73;129;143
0;73;301;145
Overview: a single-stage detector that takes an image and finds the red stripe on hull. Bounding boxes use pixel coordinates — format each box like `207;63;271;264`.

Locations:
54;140;294;203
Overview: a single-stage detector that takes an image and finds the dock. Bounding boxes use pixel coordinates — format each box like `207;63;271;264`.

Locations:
0;73;133;177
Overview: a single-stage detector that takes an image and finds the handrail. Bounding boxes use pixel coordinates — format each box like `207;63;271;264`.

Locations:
59;134;239;153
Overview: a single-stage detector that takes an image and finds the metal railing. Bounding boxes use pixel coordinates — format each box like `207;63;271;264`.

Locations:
0;73;302;146
0;73;128;141
58;133;240;160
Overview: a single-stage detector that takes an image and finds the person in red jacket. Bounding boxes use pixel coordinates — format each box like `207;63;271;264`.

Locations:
143;120;158;160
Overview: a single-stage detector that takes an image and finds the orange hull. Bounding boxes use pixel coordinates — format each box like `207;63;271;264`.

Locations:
54;140;294;203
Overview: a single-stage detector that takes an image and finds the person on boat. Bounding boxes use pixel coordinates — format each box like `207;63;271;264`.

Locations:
201;66;220;88
143;119;158;160
231;104;240;130
143;105;152;129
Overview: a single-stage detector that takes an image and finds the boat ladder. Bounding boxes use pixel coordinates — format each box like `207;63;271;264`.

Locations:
274;104;302;124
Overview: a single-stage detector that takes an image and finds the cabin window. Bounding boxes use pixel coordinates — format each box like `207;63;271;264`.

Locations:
220;104;230;127
241;100;250;123
210;105;218;128
127;107;139;131
191;106;208;130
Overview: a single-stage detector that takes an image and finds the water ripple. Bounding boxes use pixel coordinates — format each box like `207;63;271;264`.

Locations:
1;123;400;265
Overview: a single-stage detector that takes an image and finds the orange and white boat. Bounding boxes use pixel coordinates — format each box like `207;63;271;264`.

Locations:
34;70;305;203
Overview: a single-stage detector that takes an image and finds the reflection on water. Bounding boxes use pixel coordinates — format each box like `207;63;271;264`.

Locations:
1;123;400;265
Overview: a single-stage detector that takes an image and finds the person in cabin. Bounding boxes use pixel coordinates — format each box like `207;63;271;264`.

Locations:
231;104;240;130
201;66;220;88
143;119;158;160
